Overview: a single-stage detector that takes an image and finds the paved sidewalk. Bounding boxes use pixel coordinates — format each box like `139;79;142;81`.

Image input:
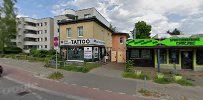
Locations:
1;58;203;100
2;64;147;100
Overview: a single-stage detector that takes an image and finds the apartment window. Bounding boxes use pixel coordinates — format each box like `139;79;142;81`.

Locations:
120;37;124;44
45;30;47;33
66;28;71;37
77;26;83;37
45;45;47;48
37;23;39;26
57;28;60;33
39;30;42;34
84;14;91;18
45;37;47;41
41;38;43;42
44;22;47;26
40;23;43;26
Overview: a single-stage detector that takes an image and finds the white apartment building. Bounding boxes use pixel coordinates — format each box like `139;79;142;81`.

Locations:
16;17;54;53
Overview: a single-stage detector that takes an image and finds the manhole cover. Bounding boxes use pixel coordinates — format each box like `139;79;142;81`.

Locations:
16;91;30;96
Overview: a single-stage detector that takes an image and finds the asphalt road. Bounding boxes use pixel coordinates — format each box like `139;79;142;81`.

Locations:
0;78;75;100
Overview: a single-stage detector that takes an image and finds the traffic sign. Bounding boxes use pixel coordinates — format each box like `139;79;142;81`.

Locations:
54;37;59;47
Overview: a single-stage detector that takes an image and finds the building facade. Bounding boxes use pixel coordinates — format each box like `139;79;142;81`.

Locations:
54;7;110;37
16;17;54;53
126;37;203;71
111;33;129;63
58;17;113;62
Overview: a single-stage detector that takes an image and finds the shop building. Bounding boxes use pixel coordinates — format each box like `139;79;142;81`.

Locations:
111;32;129;63
58;17;113;62
126;37;203;71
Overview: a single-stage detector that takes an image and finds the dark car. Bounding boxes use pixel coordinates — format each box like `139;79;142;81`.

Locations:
0;65;3;77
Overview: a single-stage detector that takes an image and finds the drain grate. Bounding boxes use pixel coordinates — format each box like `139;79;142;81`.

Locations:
16;91;30;96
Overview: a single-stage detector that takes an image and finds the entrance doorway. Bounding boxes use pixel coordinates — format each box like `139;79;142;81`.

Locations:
181;51;193;69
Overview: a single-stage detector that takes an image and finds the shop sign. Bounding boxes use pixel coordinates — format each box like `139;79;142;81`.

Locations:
127;39;159;47
60;39;105;46
161;38;203;46
127;38;203;47
84;47;92;59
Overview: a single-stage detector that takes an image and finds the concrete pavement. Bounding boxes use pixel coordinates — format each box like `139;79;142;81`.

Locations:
1;61;149;100
0;78;77;100
1;58;203;100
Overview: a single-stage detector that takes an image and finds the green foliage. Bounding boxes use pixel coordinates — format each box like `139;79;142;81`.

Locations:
154;73;172;84
175;79;193;86
48;72;64;80
134;21;151;39
122;71;150;80
4;46;22;54
125;60;134;72
167;28;181;35
0;0;17;54
59;62;100;73
30;49;56;58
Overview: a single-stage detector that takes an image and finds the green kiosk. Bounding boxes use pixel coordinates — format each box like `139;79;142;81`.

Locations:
126;37;203;71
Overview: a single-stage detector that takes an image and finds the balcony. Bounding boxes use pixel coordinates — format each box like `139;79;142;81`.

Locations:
24;33;37;38
24;25;37;31
24;41;38;45
24;17;37;23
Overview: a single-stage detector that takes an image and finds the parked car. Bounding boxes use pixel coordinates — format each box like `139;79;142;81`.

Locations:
0;65;3;77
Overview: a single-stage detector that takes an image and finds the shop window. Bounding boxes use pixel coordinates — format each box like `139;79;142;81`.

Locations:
78;26;83;37
130;50;140;58
66;28;71;37
169;50;179;64
197;49;203;65
160;49;167;64
141;50;151;59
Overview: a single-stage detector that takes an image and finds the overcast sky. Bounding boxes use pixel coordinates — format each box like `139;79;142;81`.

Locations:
16;0;203;35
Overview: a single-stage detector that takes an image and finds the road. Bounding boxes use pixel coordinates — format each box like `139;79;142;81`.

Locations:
0;78;77;100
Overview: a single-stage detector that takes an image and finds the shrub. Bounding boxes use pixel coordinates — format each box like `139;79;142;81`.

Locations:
59;62;100;73
125;60;134;72
175;79;193;86
30;49;56;58
4;46;22;54
48;72;64;80
154;73;172;84
122;71;150;80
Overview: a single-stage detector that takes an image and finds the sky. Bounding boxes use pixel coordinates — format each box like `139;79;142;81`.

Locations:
15;0;203;35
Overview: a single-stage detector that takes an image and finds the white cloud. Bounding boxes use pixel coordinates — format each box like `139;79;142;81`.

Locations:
51;0;203;34
16;14;29;18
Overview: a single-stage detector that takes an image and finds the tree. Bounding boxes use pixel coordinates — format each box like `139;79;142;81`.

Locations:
167;28;181;35
134;21;151;39
109;23;116;32
0;0;17;54
171;28;181;35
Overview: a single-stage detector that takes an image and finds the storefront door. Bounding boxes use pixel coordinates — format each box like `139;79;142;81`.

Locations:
181;51;193;69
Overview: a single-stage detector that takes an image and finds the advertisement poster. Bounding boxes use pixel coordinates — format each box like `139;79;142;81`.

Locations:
84;47;92;59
